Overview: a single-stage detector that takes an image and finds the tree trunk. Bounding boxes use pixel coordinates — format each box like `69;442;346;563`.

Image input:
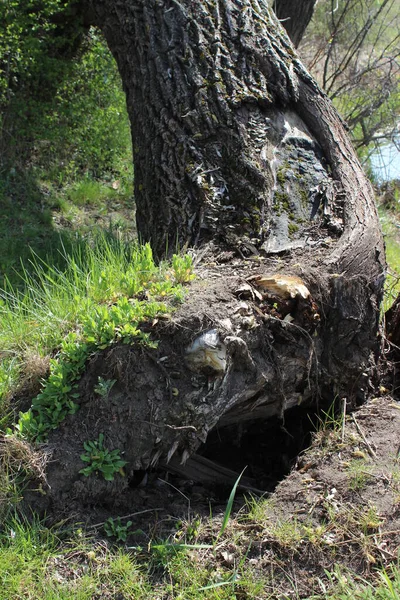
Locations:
40;0;385;497
273;0;317;47
81;0;380;264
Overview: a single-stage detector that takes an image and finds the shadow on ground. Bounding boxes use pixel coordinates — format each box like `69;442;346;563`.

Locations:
0;168;136;289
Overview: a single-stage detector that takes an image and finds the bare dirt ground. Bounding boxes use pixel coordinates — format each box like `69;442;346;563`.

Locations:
248;395;400;596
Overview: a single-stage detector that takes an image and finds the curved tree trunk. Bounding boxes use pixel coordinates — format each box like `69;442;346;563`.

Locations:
82;0;381;266
39;0;385;497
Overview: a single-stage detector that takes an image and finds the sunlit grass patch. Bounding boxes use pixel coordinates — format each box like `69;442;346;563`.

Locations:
324;563;400;599
0;236;186;358
0;236;193;439
148;545;268;599
379;207;400;310
0;511;399;600
66;177;120;207
0;515;151;599
0;513;270;600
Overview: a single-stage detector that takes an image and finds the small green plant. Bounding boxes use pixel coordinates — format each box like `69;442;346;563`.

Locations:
11;333;91;442
302;522;329;548
171;253;195;284
94;377;117;400
358;505;382;534
178;517;201;542
348;460;372;492
79;433;127;481
315;399;344;432
216;468;245;540
104;517;133;542
81;296;157;349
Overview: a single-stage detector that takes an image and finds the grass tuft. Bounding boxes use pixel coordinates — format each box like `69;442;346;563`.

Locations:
0;235;192;441
0;514;151;599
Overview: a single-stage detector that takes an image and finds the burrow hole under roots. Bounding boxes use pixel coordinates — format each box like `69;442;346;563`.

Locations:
130;401;337;505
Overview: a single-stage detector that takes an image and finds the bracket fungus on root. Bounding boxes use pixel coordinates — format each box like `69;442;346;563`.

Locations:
248;274;311;300
236;273;320;329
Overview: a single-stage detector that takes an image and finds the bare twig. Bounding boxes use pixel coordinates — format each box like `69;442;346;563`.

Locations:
89;508;164;529
164;424;197;432
341;397;347;442
352;415;377;458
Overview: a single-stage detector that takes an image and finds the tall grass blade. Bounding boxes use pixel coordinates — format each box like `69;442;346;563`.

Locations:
217;467;246;540
197;573;238;591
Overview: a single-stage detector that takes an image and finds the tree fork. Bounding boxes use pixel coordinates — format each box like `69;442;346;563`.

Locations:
273;0;317;47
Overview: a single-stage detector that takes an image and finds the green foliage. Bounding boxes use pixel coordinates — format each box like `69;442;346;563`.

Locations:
12;334;90;440
0;237;170;356
0;0;74;105
302;0;400;152
104;517;133;542
8;340;83;439
0;19;133;285
80;297;156;349
1;236;190;441
1;1;132;179
0;23;133;289
33;30;132;180
172;253;195;284
79;433;127;481
94;377;117;400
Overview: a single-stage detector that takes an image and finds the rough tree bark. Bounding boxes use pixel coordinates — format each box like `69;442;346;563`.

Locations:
35;0;386;500
273;0;317;47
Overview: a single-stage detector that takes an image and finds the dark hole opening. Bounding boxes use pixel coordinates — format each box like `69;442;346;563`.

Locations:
198;405;314;494
118;402;340;540
133;402;335;504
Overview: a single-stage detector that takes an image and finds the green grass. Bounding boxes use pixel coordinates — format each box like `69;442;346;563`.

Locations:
0;514;151;600
323;564;400;599
0;235;191;437
0;168;135;291
0;236;182;355
66;177;120;207
0;512;399;599
379;205;400;310
0;513;271;600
